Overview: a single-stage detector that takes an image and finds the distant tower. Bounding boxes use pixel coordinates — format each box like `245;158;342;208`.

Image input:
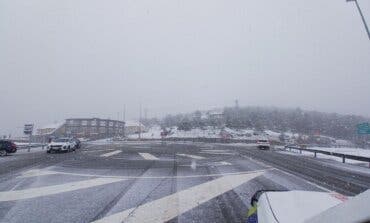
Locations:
144;108;148;120
235;99;239;109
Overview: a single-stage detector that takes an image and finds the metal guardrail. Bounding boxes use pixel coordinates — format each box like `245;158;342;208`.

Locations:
284;146;370;166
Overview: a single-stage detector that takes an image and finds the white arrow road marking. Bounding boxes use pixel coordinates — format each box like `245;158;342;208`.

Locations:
177;153;205;160
138;152;159;160
100;150;122;157
92;171;264;223
17;169;61;178
0;178;124;202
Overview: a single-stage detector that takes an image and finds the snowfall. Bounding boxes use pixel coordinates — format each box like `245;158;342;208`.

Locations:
124;126;370;168
126;126;284;141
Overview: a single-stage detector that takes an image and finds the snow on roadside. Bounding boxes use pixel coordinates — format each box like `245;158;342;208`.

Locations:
86;138;114;145
309;147;370;158
127;126;163;139
280;147;370;167
16;146;46;154
126;125;279;141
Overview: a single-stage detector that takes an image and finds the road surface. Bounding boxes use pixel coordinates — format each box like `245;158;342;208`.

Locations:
0;141;369;223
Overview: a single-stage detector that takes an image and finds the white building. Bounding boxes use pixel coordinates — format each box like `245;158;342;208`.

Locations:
125;121;146;135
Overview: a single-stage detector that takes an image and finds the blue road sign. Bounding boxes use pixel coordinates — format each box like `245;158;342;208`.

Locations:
357;123;370;134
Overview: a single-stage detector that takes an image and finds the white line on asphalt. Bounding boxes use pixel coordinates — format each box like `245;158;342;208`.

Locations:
240;155;272;168
216;161;232;166
100;150;122;157
201;149;230;153
177;153;205;160
111;157;174;162
19;168;271;180
199;151;235;155
82;149;116;153
0;178;124;202
179;161;232;167
91;171;264;223
273;168;332;193
17;169;60;178
138;153;159;160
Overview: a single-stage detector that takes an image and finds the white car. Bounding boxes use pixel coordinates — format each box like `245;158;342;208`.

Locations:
247;190;370;223
257;139;270;150
46;138;76;153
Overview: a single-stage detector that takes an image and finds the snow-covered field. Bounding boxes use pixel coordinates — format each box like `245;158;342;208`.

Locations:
127;126;280;141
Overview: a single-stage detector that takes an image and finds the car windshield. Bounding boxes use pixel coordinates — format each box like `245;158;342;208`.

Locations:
1;1;369;222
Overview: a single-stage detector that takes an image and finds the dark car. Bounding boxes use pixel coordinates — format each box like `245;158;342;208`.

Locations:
0;140;17;156
72;138;81;149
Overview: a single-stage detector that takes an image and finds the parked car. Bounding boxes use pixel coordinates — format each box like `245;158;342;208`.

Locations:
0;140;17;156
72;138;81;149
46;138;76;153
257;139;270;150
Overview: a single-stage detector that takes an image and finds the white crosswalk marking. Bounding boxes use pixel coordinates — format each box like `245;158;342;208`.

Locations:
138;152;159;160
92;170;264;223
100;150;122;157
0;178;124;202
177;153;205;160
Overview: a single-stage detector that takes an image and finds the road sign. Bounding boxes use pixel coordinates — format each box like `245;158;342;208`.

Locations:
357;123;370;134
24;124;34;135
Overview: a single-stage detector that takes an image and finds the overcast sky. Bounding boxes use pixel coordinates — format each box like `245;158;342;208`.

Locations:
1;0;370;135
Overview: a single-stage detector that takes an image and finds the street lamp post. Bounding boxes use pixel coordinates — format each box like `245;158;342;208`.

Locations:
347;0;370;40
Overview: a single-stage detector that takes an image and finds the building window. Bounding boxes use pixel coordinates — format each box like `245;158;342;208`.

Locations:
109;122;114;127
91;120;97;126
82;120;88;126
90;127;97;133
100;121;106;126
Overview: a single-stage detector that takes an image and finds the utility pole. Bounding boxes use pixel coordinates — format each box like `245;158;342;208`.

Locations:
347;0;370;40
139;103;142;140
144;108;148;120
123;104;126;122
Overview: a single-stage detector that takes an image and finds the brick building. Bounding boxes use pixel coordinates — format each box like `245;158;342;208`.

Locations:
65;118;125;139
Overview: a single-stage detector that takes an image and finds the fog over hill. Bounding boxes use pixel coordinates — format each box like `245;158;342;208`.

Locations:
153;106;370;141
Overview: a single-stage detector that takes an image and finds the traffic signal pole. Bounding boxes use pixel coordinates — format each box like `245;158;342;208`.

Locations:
347;0;370;40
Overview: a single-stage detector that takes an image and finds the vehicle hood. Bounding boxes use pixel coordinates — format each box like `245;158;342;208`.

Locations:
49;142;69;146
257;191;348;223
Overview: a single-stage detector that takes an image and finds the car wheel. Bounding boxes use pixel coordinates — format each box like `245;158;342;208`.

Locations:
0;150;6;157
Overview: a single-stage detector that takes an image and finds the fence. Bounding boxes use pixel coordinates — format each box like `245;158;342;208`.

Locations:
284;145;370;167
